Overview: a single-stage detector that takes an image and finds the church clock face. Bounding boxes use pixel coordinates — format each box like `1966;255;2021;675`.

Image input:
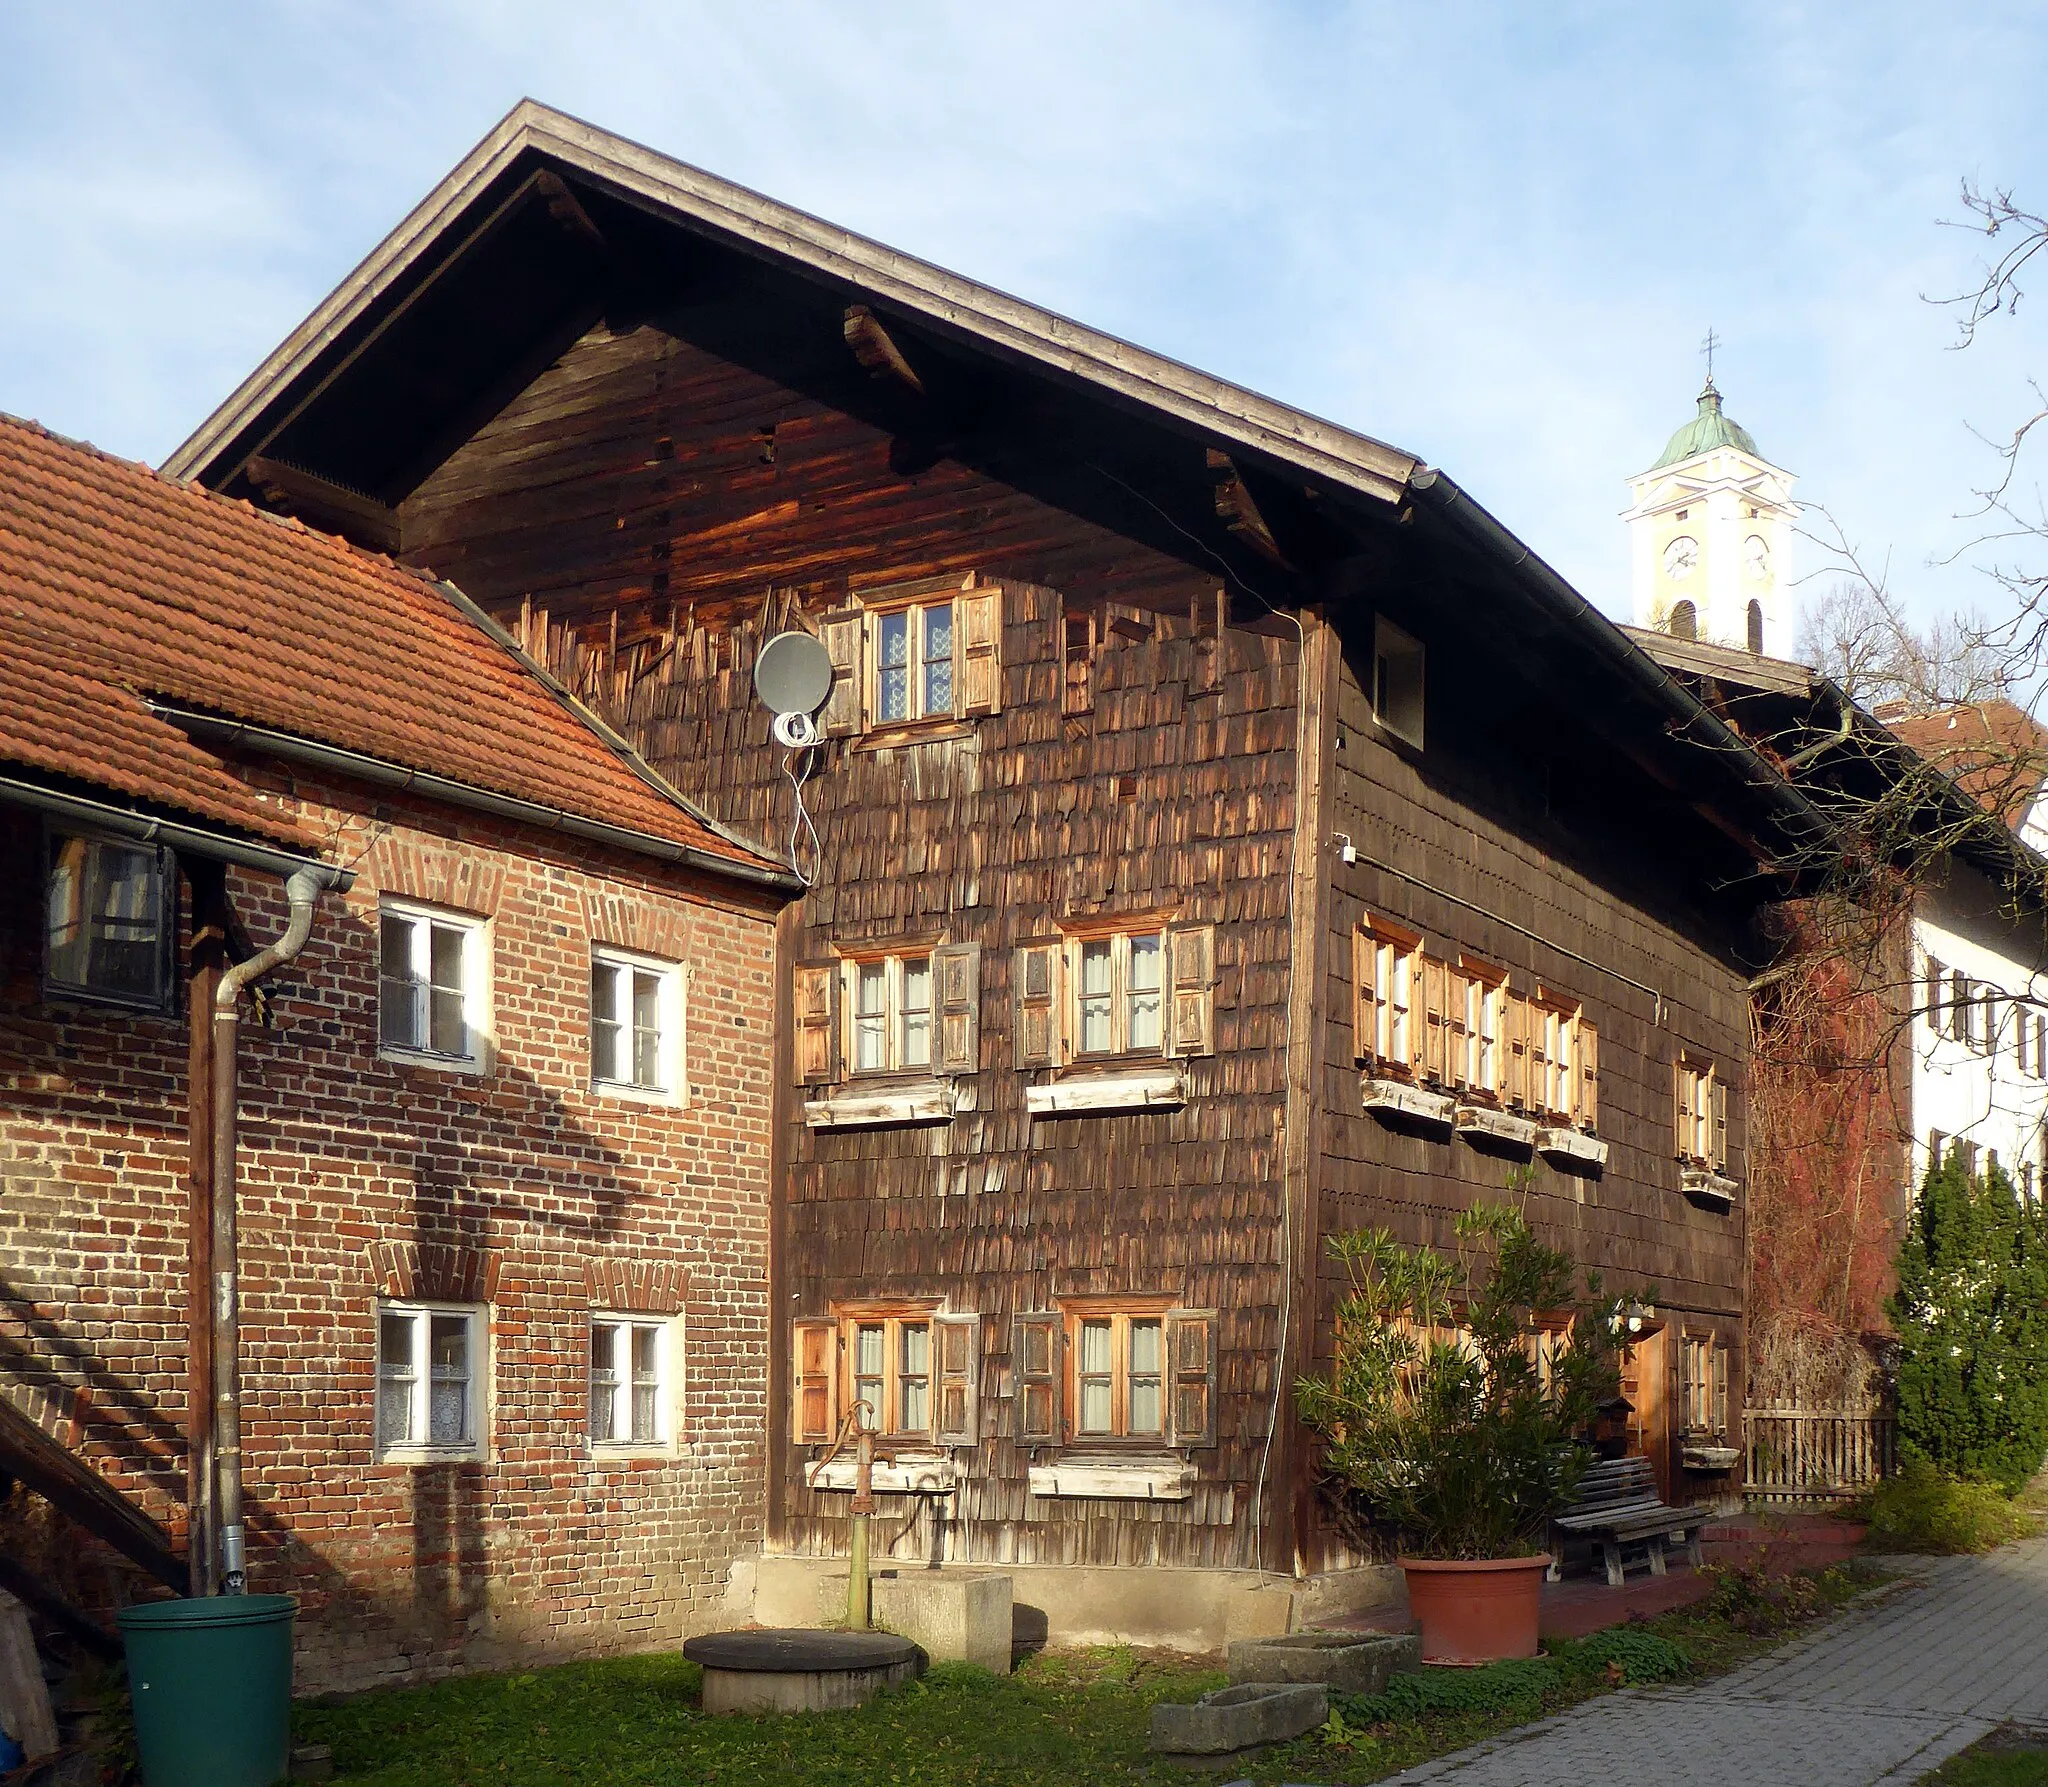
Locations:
1745;535;1769;581
1664;535;1699;579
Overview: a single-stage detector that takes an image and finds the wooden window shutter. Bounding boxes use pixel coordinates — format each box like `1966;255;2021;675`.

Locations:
1014;942;1062;1069
1925;957;1945;1031
818;610;864;737
794;962;839;1084
1503;993;1530;1110
1576;1019;1599;1130
934;942;982;1074
1062;607;1096;718
935;1313;980;1445
1420;957;1449;1085
1166;1309;1219;1448
1166;923;1217;1058
1711;1342;1730;1436
1353;928;1381;1064
1526;1005;1550;1110
1446;966;1471;1089
1673;1061;1691;1159
793;1319;838;1445
957;584;1003;716
1712;1072;1729;1173
1016;1313;1062;1443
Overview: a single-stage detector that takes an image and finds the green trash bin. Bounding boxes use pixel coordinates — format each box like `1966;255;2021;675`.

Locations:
118;1594;295;1787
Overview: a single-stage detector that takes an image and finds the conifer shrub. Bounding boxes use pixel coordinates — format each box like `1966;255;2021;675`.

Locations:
1861;1456;2037;1554
1889;1153;2048;1493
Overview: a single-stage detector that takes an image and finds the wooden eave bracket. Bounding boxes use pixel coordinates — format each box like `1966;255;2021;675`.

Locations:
845;303;926;394
803;1079;959;1130
1026;1457;1195;1501
1206;449;1294;569
1025;1065;1188;1118
1680;1166;1739;1208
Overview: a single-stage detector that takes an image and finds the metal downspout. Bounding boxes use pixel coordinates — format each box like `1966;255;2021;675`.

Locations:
210;866;331;1593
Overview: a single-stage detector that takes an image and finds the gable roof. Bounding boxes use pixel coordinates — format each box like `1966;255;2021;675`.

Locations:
1881;700;2048;834
0;412;789;885
160;100;1838;891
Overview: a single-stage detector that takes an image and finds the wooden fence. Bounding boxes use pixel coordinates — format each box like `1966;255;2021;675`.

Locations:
1743;1406;1896;1502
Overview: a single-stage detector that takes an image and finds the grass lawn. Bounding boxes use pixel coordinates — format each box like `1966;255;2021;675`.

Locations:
293;1563;1890;1787
1924;1729;2048;1786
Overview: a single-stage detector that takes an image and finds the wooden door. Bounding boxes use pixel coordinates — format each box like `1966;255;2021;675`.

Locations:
1619;1328;1671;1503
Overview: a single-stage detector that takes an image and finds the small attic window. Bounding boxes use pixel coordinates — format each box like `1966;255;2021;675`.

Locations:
1675;509;1690;522
1372;616;1425;749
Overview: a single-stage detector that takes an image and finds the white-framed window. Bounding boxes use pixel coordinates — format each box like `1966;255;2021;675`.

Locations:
1462;964;1505;1096
1372;615;1425;748
375;1300;486;1461
1073;931;1164;1058
378;900;488;1069
591;948;685;1099
1675;1057;1727;1170
44;833;174;1012
846;950;935;1074
1534;998;1580;1118
589;1313;676;1452
872;599;956;725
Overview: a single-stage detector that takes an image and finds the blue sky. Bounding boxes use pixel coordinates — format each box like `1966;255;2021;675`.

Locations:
4;2;2045;629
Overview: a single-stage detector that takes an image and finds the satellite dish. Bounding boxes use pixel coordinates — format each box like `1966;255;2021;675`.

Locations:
754;631;835;718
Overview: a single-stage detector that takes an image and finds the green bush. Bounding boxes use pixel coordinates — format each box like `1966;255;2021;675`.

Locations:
1296;1198;1624;1559
1861;1456;2037;1554
1891;1154;2048;1492
1547;1627;1691;1684
1337;1655;1560;1725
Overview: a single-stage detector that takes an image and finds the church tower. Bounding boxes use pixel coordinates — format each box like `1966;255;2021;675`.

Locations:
1623;377;1797;656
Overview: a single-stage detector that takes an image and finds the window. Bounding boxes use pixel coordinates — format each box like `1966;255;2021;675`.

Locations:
1746;599;1764;655
589;1314;673;1451
1667;598;1698;641
791;1310;979;1446
1062;606;1098;717
1075;932;1163;1057
1013;924;1216;1069
1354;916;1421;1070
1675;1058;1727;1169
1925;957;1946;1036
1372;615;1424;748
1680;1334;1730;1436
1460;961;1505;1097
379;901;486;1067
375;1301;485;1460
44;834;172;1010
1013;1305;1218;1449
793;944;983;1083
816;579;1002;738
1950;970;1972;1045
590;949;684;1098
1533;997;1580;1118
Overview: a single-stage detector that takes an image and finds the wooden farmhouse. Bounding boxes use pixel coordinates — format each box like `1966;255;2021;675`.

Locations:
164;102;1836;1644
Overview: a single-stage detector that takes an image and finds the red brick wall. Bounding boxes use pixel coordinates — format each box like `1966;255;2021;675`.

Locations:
0;776;780;1690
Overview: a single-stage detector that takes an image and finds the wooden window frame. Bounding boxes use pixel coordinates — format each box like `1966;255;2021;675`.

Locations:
1355;915;1422;1072
821;576;1003;740
590;945;687;1103
589;1311;678;1455
1051;1297;1217;1451
1457;956;1506;1099
1675;1056;1726;1169
865;594;959;728
808;1302;976;1448
1532;991;1581;1121
378;898;490;1074
1068;929;1168;1061
1679;1330;1731;1438
846;1310;938;1442
842;948;938;1077
1068;1307;1172;1444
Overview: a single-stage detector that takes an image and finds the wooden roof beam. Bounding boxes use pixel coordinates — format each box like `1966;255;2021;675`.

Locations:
844;304;925;395
1206;449;1294;571
245;455;401;553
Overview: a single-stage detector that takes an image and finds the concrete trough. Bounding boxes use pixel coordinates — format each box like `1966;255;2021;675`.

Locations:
682;1629;922;1714
1148;1680;1328;1758
1225;1630;1422;1696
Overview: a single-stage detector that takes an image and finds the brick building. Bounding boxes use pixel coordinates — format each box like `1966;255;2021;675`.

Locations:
0;414;795;1688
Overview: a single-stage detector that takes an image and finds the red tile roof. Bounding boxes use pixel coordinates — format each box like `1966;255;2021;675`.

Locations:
0;413;778;874
1883;699;2048;831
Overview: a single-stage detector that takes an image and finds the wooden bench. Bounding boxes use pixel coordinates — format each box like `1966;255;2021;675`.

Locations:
1549;1455;1714;1587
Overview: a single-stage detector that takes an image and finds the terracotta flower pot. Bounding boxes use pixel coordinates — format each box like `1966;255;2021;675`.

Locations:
1399;1554;1550;1663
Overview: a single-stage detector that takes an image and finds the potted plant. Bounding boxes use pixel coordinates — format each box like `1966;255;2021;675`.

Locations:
1296;1199;1622;1662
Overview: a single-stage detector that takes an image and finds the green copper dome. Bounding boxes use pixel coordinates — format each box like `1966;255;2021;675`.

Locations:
1651;380;1760;469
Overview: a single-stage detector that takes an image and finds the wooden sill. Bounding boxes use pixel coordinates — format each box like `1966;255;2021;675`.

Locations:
1680;1166;1739;1207
1026;1456;1194;1501
1537;1126;1610;1170
804;1079;957;1129
1363;1078;1456;1127
1026;1065;1187;1117
854;720;975;752
806;1454;958;1494
1453;1104;1537;1150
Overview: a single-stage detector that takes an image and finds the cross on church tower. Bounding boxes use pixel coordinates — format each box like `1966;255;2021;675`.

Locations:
1701;327;1721;389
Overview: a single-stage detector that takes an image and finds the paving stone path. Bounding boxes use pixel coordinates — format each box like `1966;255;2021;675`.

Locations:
1378;1537;2048;1785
